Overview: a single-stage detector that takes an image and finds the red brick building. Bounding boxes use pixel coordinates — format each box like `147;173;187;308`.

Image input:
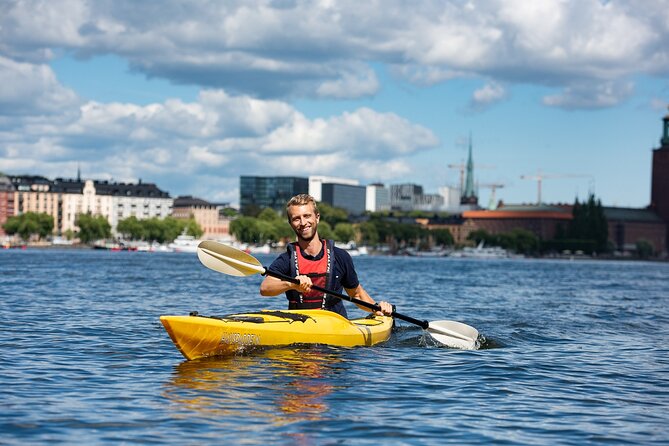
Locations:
651;109;669;252
462;205;572;241
606;207;666;254
0;175;15;236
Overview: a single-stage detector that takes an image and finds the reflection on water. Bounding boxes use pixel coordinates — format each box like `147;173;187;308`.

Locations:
164;347;345;427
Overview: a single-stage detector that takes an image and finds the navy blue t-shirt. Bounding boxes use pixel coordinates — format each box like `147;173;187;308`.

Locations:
267;243;359;316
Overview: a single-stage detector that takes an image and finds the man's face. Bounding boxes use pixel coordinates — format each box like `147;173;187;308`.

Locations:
287;203;320;242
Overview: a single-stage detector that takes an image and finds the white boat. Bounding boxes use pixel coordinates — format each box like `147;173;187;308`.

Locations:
449;241;509;259
406;248;449;257
134;241;174;252
339;241;368;257
248;244;271;254
168;233;201;253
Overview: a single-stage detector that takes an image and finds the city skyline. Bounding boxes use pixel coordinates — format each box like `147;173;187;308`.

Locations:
1;1;668;208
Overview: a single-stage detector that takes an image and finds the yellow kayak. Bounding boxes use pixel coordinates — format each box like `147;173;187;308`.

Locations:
160;309;394;360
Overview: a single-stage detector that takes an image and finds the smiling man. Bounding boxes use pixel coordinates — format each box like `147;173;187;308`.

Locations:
260;194;393;318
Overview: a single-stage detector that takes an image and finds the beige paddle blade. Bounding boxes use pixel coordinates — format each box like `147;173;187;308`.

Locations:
197;241;265;277
427;320;480;350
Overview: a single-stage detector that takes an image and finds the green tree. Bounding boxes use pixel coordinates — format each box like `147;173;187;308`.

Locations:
220;207;238;217
230;216;260;244
162;217;186;242
431;228;454;247
333;222;355;243
566;194;609;254
358;221;379;246
272;219;294;241
117;216;145;240
183;218;204;239
76;214;111;244
467;229;494;246
506;228;539;255
258;207;281;222
317;221;334;240
636;239;653;259
142;217;165;242
317;202;349;227
256;219;277;243
2;212;54;241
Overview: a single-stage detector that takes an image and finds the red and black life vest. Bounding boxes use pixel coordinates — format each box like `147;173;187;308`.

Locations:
286;239;338;310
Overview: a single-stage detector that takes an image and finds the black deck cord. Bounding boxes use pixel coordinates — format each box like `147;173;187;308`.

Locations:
188;310;313;323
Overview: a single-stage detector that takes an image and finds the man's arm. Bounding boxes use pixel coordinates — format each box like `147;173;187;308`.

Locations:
260;275;313;296
345;284;393;315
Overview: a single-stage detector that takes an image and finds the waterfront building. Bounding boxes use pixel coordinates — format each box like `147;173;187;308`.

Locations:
462;204;573;241
321;183;367;215
8;175;172;236
438;186;462;212
390;184;424;211
388;183;446;212
55;179;114;234
651;108;669;252
419;214;477;246
0;175;15;236
172;195;230;240
605;207;666;254
309;176;359;202
104;181;172;232
239;176;309;214
414;193;446;212
441;202;666;256
10;175;64;232
366;183;390;212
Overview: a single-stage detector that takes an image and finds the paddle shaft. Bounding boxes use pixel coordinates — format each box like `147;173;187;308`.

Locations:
263;268;430;330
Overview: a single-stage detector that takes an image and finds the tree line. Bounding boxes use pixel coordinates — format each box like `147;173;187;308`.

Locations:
544;195;610;255
233;195;614;256
2;213;202;245
233;202;456;251
0;194;616;256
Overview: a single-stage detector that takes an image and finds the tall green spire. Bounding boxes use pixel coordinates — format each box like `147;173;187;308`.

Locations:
460;134;478;205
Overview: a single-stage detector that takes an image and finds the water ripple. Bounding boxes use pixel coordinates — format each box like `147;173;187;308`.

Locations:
1;250;668;444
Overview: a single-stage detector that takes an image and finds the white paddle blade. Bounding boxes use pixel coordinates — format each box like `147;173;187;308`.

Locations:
427;320;480;350
197;241;265;277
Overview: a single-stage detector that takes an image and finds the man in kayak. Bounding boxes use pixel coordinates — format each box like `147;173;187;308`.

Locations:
260;193;393;318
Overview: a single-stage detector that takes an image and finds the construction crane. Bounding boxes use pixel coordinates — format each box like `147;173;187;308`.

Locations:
520;171;593;204
448;163;495;191
479;183;505;210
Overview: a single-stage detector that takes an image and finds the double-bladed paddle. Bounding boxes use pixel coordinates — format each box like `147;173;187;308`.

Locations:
196;240;480;350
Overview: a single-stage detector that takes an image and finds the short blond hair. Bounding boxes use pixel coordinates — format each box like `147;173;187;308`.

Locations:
286;194;319;218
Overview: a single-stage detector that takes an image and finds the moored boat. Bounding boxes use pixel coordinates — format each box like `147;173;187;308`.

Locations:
449;241;510;259
160;309;394;360
168;233;200;253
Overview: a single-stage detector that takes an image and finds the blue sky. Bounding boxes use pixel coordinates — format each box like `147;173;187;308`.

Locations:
1;0;668;208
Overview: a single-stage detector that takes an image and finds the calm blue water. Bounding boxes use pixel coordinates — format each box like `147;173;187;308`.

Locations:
1;249;668;445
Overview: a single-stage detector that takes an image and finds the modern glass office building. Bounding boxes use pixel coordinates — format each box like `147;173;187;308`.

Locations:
321;183;367;216
239;176;309;214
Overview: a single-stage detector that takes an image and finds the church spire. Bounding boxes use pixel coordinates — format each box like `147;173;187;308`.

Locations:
460;133;478;205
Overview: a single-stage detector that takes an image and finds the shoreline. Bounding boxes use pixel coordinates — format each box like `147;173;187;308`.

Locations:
3;242;667;262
